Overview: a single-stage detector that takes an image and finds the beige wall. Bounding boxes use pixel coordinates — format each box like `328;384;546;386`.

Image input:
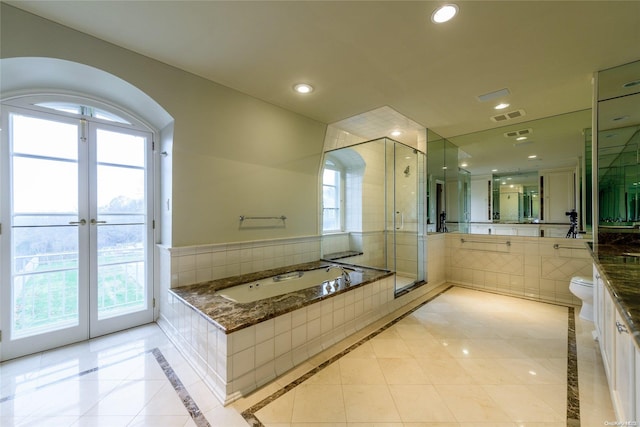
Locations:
1;4;327;246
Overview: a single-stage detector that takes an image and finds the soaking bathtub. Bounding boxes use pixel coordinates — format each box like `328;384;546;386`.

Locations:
161;260;430;405
214;265;364;303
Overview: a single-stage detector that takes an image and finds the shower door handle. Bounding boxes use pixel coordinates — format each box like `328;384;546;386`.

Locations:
396;211;404;230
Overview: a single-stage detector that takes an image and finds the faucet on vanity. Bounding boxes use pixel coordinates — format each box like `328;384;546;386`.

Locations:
326;264;354;286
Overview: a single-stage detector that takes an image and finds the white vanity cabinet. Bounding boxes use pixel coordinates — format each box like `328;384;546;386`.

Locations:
602;281;616;381
637;347;640;422
593;265;603;340
593;263;638;423
613;309;636;422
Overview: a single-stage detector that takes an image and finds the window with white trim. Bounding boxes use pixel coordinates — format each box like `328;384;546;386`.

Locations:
322;160;343;232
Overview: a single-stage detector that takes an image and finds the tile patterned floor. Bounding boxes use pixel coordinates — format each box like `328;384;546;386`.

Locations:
0;286;616;426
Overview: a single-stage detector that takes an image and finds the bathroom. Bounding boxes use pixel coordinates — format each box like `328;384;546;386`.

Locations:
1;2;639;425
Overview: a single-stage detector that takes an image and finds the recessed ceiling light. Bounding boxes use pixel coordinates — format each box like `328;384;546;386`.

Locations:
491;169;498;172
494;103;510;110
431;4;458;23
528;155;537;159
516;136;527;141
391;130;402;137
501;181;507;185
507;177;512;180
460;162;468;167
293;83;314;94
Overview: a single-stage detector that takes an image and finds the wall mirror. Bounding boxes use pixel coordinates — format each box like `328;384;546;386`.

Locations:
432;109;592;237
492;171;539;223
597;60;640;230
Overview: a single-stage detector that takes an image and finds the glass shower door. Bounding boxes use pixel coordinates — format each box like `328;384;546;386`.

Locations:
458;169;471;233
391;141;425;292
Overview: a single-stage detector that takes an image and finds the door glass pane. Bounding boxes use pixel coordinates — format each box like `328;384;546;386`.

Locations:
10;113;80;338
96;224;145;318
13;157;78;215
97;165;144;212
393;142;418;291
12;226;79;338
97;129;144;167
96;129;147;319
12;114;78;160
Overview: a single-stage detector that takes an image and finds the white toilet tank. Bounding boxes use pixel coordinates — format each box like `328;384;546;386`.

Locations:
569;276;594;321
570;276;593;288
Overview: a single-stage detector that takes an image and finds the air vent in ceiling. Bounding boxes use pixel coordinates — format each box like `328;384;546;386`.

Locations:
504;128;533;138
491;109;526;123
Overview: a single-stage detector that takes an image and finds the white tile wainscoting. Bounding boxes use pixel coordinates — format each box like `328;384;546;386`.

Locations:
160;235;322;289
445;233;592;305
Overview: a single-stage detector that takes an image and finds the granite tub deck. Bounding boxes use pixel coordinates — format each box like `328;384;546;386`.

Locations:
160;260;407;405
170;260;393;333
590;235;640;348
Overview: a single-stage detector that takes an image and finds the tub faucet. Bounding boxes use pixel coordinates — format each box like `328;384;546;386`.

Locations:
326;265;352;286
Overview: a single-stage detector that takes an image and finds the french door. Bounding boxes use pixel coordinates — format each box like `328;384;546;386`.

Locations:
1;103;154;360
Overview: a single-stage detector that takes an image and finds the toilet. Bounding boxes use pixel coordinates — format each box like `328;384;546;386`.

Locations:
569;276;594;321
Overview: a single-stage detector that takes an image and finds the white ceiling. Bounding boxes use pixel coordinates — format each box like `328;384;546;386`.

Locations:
5;1;640;174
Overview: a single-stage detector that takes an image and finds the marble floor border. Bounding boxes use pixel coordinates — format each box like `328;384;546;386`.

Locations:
151;348;211;427
240;285;582;427
567;306;581;426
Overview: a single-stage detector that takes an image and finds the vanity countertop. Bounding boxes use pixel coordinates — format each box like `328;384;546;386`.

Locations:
589;240;640;348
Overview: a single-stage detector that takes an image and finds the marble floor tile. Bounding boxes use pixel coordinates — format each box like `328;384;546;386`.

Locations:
436;384;512;423
377;357;432;385
0;287;618;426
338;358;387;384
418;357;476;385
290;384;346;423
245;287;617;426
482;384;564;422
388;384;456;422
342;384;401;423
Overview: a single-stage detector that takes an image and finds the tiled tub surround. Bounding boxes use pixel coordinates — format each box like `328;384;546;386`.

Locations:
159;260;437;405
444;233;593;305
161;235;322;289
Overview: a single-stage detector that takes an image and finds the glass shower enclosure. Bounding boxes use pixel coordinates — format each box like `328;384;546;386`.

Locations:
321;138;426;293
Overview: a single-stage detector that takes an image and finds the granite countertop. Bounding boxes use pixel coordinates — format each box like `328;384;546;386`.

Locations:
589;236;640;348
170;260;393;334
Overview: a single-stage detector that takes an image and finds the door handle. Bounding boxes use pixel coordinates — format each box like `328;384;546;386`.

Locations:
396;211;404;230
616;321;629;334
91;219;107;225
69;219;87;225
